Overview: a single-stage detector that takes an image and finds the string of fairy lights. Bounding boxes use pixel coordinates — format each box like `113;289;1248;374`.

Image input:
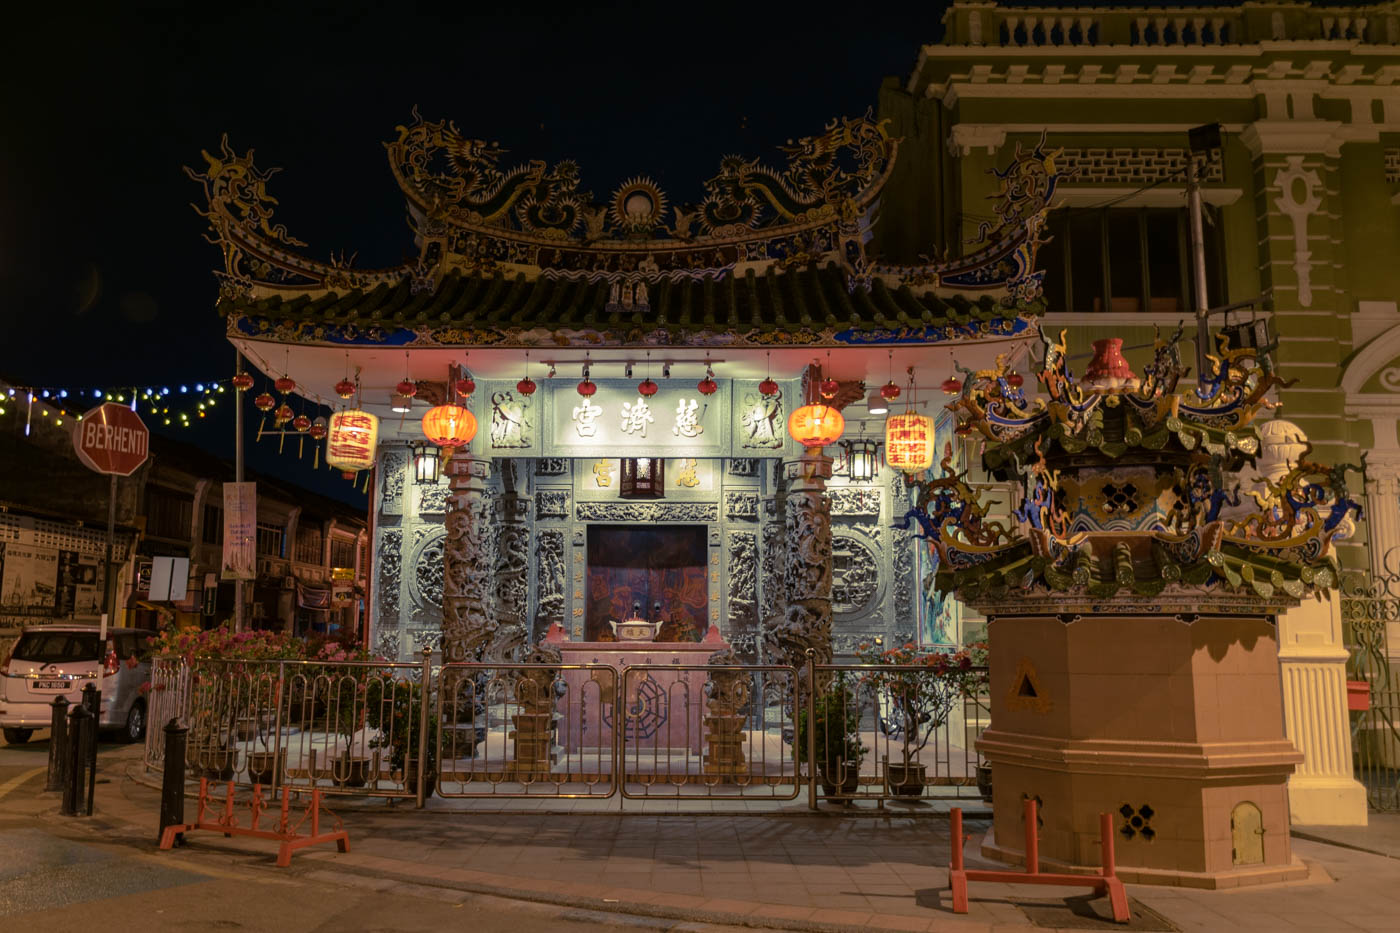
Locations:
0;373;363;487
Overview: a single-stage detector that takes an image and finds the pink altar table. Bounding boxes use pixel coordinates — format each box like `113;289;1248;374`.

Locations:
555;641;727;755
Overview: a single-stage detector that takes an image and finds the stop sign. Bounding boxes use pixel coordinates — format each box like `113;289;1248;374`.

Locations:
73;402;150;476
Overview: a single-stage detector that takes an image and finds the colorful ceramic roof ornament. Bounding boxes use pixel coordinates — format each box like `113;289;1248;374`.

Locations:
897;326;1363;615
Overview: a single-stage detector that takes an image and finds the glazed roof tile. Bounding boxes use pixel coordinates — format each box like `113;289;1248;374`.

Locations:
220;265;1030;336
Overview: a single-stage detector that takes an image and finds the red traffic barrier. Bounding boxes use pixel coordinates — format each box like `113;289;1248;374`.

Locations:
949;797;1130;924
158;778;349;868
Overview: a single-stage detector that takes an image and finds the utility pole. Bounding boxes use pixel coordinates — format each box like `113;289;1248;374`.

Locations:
234;348;246;633
1186;123;1222;381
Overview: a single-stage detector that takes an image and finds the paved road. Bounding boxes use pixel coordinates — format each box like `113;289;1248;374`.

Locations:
0;734;745;932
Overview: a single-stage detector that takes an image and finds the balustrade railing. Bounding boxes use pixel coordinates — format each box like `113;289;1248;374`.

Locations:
144;653;990;807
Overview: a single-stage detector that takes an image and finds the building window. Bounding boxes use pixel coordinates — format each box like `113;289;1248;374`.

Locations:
294;526;324;565
202;503;223;545
256;522;285;558
330;536;357;571
1037;207;1224;314
145;488;193;541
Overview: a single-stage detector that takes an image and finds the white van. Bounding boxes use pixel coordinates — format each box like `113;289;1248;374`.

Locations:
0;626;155;744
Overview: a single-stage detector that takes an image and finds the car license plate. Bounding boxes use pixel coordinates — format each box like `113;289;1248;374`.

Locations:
35;679;67;690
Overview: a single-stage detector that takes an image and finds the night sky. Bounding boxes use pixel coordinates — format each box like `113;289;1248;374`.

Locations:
0;1;929;503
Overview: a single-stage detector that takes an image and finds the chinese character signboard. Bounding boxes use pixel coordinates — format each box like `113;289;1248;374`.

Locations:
222;482;256;581
551;382;724;458
326;410;378;473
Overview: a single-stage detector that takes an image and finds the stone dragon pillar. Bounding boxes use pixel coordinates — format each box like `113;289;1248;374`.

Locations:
489;458;530;662
769;446;834;671
442;453;491;663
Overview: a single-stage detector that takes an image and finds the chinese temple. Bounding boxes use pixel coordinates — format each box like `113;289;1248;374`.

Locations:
189;111;1062;667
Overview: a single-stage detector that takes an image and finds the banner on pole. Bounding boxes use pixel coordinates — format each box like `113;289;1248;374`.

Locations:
222;482;256;581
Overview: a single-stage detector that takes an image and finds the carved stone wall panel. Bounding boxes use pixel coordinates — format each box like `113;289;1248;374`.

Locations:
408;524;447;609
830;486;881;516
761;522;784;629
490;470;530;660
727;531;760;662
380;452;406;516
891;470;915;631
418;481;448;516
725;491;759;521
575;502;719;523
534;529;566;636
537;490;570;520
535;458;568;476
831;529;881;620
488;390;533;449
728;458;759;476
377;529;401;628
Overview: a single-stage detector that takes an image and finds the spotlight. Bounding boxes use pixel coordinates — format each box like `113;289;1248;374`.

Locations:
866;391;889;416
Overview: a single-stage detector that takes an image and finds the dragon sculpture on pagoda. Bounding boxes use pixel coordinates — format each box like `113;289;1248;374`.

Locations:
896;326;1364;613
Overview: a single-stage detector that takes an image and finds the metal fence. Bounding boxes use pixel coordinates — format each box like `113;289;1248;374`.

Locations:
1341;568;1400;811
145;651;990;808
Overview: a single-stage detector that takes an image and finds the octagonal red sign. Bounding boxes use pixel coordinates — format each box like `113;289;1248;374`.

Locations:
72;402;150;476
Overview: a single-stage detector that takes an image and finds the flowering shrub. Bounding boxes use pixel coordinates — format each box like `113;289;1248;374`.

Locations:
149;623;371;664
856;641;989;763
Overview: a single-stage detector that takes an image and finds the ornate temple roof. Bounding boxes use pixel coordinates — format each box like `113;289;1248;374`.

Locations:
191;112;1063;349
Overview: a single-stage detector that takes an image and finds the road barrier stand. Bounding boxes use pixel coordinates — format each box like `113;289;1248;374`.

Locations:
45;696;70;793
158;778;350;867
949;798;1130;924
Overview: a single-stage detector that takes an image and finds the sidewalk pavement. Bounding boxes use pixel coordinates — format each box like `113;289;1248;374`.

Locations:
1294;813;1400;861
51;747;1400;932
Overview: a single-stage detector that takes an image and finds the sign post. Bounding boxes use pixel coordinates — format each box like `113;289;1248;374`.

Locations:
73;402;151;640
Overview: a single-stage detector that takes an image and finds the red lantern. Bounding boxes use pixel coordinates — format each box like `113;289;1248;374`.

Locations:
787;403;844;448
334;378;356;399
758;377;779;397
274;403;294;424
697;376;718;396
1006;372;1024;388
274;376;296;394
880;381;901;402
885;412;935;473
578;379;597;397
941;376;963;395
421;403;477;449
820;378;840;399
292;414;312;433
517;377;537;396
231;372;254;391
396;379;417;398
455;378;476;398
638;378;659;397
254;392;276;412
308;417;328;440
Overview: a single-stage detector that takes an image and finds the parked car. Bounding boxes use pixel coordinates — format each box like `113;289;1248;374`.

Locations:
0;626;155;744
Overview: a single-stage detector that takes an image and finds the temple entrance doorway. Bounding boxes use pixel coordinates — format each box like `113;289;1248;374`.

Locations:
585;524;708;642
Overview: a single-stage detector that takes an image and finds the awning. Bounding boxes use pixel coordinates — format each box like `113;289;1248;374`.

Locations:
296;582;331;610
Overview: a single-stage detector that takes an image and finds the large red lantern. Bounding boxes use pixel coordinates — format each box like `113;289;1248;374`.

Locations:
885;412;935;473
232;372;254;392
274;375;296;394
787;403;844;448
253;392;276;412
292;414;312;433
421;403;477;449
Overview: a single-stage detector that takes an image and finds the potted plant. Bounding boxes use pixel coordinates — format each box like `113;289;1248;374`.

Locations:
857;641;988;797
368;680;439;798
795;675;866;798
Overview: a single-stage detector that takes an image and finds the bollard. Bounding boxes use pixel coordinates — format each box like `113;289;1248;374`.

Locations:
81;683;99;816
62;704;93;817
45;696;70;793
157;719;188;845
